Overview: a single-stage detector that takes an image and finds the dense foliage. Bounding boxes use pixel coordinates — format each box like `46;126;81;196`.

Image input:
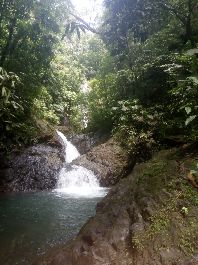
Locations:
0;0;198;154
0;0;86;152
85;0;198;152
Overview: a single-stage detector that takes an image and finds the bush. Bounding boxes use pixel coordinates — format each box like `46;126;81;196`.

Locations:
112;99;161;154
0;68;37;152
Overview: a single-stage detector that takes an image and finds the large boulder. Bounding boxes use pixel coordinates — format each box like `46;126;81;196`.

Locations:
69;132;110;155
73;138;135;186
0;134;133;192
34;146;198;265
0;144;64;192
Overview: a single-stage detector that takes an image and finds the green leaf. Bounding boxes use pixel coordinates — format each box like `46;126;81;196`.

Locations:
11;80;15;88
187;76;198;85
6;124;10;131
190;170;198;174
185;106;191;114
186;49;198;56
2;86;6;96
185;115;196;126
5;90;11;103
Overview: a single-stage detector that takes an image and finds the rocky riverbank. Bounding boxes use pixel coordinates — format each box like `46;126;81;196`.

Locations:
0;130;133;192
73;138;134;186
34;144;198;265
0;144;64;192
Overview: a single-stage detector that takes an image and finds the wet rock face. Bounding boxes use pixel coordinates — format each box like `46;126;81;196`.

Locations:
0;135;132;192
69;134;95;155
34;147;198;265
73;138;135;187
0;144;64;192
69;132;110;155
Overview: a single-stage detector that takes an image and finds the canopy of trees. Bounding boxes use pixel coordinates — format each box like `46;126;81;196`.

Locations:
0;0;86;152
0;0;198;154
85;0;198;153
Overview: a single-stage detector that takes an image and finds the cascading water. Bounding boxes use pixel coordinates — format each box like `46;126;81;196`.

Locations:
56;130;80;163
56;130;106;197
56;166;106;197
0;131;107;265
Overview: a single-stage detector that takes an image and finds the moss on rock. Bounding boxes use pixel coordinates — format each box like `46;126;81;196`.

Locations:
35;145;198;265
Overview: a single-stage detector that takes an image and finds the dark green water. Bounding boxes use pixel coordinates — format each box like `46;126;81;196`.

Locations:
0;191;101;265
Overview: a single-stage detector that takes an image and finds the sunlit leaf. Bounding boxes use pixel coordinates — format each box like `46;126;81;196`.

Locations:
187;76;198;85
186;49;198;56
185;106;191;114
2;87;6;97
185;115;196;126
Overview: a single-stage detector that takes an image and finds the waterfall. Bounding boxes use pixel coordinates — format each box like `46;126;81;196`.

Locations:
56;130;106;197
56;130;80;163
56;166;105;197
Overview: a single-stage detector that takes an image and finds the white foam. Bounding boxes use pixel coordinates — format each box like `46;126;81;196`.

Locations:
56;130;80;163
56;131;107;198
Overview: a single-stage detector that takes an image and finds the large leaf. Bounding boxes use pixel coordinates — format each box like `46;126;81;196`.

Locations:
2;87;7;97
185;115;197;126
185;106;191;115
186;49;198;56
187;76;198;85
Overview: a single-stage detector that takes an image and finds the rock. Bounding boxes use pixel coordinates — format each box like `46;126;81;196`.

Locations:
35;121;68;148
69;134;96;155
69;132;110;155
35;119;56;143
34;147;198;265
0;144;64;192
0;134;133;192
73;138;135;186
69;134;94;155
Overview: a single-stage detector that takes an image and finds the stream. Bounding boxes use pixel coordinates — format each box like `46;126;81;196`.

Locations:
0;131;107;265
0;191;103;265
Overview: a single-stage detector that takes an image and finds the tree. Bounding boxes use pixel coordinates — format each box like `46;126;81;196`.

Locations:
84;0;198;147
101;0;198;67
0;0;88;151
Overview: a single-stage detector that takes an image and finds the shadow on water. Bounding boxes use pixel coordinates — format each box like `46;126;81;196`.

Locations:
0;191;102;265
0;131;108;265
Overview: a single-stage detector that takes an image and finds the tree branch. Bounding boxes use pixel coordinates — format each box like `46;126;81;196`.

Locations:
70;13;99;35
155;2;187;26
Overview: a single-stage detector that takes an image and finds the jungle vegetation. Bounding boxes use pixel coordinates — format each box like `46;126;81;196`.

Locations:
0;0;198;154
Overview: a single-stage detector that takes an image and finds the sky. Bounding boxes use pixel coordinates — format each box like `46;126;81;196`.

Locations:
71;0;103;26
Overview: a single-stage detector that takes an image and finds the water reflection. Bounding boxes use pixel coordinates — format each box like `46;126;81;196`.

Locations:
0;191;102;265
